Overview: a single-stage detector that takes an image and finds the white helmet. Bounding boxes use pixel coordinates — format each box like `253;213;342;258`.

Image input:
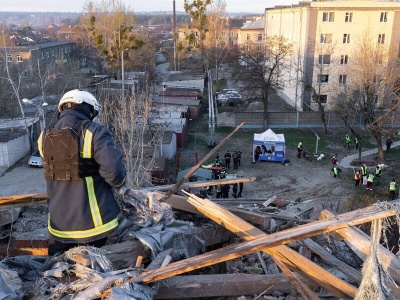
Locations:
58;89;103;116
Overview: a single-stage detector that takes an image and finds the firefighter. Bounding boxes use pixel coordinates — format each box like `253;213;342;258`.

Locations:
360;164;368;185
389;179;398;200
345;134;351;149
297;141;303;158
375;165;382;186
38;89;127;256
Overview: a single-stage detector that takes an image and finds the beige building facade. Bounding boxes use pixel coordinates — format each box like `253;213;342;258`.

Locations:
265;0;400;111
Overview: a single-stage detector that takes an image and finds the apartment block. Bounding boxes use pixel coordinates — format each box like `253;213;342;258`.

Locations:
265;0;400;111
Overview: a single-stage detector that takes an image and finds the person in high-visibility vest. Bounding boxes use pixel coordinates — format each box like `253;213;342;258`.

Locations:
367;173;375;191
345;134;351;149
297;141;303;158
375;166;382;186
360;164;368;185
389;179;398;200
354;171;361;187
332;166;341;178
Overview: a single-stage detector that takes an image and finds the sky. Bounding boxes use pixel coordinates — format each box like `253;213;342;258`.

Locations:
1;0;300;14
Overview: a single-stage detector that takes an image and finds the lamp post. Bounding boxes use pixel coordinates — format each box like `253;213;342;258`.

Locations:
121;48;129;97
22;98;48;132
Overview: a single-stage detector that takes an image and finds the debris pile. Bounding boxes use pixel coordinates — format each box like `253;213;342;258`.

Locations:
1;188;400;299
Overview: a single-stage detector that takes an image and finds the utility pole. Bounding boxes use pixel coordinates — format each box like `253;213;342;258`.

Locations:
173;0;177;71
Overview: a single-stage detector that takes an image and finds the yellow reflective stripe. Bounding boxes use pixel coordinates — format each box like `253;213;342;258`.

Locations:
82;129;93;158
48;217;119;239
85;176;103;227
38;132;43;156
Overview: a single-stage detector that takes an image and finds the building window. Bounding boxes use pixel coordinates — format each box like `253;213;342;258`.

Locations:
246;34;251;41
6;54;12;62
258;34;263;41
221;31;225;37
374;75;381;84
17;54;22;62
230;40;233;46
343;34;350;44
340;55;349;65
322;12;335;22
378;34;385;44
60;48;63;55
318;55;331;65
345;12;353;22
46;51;49;58
230;31;234;37
52;50;54;56
317;74;329;84
380;12;388;22
221;41;226;46
320;34;332;44
319;95;328;104
257;45;262;51
339;74;347;84
41;52;44;59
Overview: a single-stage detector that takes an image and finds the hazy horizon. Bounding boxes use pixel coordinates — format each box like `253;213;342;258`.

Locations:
1;0;300;14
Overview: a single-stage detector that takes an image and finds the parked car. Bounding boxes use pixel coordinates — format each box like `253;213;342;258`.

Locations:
28;150;43;168
216;90;242;103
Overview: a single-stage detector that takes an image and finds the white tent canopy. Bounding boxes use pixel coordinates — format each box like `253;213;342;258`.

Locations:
253;129;286;163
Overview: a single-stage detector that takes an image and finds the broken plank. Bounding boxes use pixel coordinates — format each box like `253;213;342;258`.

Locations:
302;238;362;283
146;249;174;271
0;193;46;206
184;192;348;299
155;274;316;299
102;200;400;298
320;209;400;285
184;177;256;188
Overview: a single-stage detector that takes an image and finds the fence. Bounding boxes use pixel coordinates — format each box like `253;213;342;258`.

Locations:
220;111;400;129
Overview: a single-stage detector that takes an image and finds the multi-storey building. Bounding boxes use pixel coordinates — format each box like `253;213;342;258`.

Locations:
4;41;76;76
238;18;265;51
265;0;400;111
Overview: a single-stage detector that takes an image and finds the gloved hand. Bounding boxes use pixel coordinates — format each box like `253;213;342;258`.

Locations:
117;184;130;198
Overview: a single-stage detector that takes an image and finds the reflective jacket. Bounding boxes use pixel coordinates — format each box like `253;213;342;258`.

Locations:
361;166;367;176
375;167;382;177
390;181;397;191
367;174;374;183
38;108;126;244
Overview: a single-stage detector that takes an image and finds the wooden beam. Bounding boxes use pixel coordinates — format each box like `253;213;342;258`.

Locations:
124;200;400;297
184;192;347;299
319;209;400;284
302;238;362;283
184;177;256;188
164;122;245;199
154;274;316;299
0;193;46;206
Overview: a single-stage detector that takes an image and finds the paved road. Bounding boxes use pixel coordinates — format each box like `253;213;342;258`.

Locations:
0;155;46;196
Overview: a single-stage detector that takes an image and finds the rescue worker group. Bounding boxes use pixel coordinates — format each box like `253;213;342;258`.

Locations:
298;134;398;200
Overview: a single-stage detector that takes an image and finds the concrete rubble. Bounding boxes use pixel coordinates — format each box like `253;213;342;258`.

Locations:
1;188;400;299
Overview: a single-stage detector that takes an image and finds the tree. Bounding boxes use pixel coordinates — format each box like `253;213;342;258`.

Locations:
333;30;400;162
184;0;212;71
82;0;144;77
203;0;228;79
233;36;293;129
99;78;164;187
